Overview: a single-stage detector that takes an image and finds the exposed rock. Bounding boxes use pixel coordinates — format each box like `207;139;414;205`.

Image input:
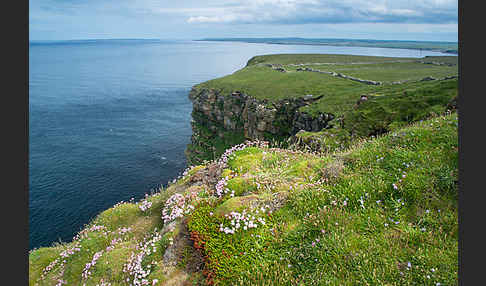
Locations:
299;67;382;85
162;219;204;273
442;75;458;80
447;95;458;111
420;76;436;82
189;161;223;188
355;95;369;107
187;88;333;164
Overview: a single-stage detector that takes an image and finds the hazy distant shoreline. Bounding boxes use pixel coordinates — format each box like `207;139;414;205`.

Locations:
197;37;458;55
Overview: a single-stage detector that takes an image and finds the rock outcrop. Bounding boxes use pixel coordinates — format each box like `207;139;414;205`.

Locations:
186;88;334;164
297;67;382;85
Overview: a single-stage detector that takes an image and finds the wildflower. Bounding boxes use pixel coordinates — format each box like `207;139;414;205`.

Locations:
139;199;152;212
82;251;104;280
161;193;195;223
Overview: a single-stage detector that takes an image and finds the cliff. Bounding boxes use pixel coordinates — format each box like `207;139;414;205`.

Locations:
186;87;333;165
185;54;458;165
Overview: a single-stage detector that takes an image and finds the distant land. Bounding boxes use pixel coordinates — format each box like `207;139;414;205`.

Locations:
29;38;165;46
197;37;458;54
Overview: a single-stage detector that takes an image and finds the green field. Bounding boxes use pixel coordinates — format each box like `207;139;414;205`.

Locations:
285;62;457;83
193;54;457;137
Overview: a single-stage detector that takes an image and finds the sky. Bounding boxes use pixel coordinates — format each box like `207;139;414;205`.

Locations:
29;0;458;42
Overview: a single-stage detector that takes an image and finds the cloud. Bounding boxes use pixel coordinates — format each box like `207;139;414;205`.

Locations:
183;0;458;24
29;0;457;41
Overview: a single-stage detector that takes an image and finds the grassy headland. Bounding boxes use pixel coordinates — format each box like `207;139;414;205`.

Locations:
188;54;457;163
194;54;457;116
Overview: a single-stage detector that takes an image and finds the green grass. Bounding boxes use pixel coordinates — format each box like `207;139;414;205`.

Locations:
246;54;419;66
288;62;457;83
193;54;457;119
341;79;458;137
194;64;366;103
29;113;458;285
185;113;457;285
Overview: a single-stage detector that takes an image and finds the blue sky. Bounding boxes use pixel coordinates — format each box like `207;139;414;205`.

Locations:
29;0;458;42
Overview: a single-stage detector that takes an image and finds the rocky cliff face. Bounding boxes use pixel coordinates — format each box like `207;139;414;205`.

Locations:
185;88;334;165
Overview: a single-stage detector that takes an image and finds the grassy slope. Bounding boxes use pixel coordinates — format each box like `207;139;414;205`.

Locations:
194;55;457;118
29;113;458;285
285;62;457;83
193;54;457;137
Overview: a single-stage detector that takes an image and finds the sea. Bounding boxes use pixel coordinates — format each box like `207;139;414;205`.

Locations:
29;39;454;250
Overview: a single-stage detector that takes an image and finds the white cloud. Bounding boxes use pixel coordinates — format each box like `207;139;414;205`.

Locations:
180;0;457;24
188;15;236;23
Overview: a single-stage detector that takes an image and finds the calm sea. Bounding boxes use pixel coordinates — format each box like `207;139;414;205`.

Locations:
29;39;453;249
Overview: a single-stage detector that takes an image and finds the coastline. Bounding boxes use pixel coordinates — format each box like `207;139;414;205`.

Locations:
196;38;459;55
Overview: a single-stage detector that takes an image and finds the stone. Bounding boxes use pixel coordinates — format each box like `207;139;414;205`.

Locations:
256;121;267;132
420;76;436;81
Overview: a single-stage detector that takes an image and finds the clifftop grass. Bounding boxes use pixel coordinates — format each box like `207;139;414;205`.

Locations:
192;54;457;120
30;112;458;285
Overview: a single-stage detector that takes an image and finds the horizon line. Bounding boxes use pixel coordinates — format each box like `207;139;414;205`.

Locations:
29;37;458;44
